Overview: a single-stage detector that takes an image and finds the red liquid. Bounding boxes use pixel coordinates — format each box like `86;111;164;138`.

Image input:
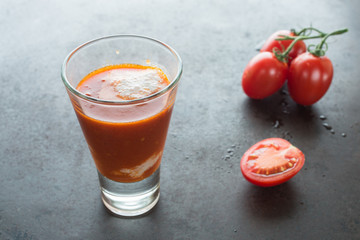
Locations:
74;64;174;182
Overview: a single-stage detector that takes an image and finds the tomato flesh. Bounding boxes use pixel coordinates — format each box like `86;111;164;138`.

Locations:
240;138;305;187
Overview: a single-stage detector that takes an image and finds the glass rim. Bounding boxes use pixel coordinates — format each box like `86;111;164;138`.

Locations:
61;34;183;105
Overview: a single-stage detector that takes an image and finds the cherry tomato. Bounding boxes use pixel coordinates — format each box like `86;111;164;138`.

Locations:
240;138;305;187
260;30;307;64
242;52;287;99
287;52;333;106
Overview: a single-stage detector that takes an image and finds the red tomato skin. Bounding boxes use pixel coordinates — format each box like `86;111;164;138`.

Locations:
240;138;305;187
260;30;307;64
242;52;288;99
288;52;333;106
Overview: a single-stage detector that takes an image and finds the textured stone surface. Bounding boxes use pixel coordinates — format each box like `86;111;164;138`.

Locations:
1;0;359;239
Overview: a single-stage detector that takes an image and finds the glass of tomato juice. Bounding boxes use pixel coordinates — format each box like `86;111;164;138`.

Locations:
61;35;182;217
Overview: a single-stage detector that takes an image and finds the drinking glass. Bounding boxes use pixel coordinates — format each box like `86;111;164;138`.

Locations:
61;35;182;216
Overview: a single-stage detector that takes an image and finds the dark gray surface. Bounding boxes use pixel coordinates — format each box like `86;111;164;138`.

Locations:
1;0;359;239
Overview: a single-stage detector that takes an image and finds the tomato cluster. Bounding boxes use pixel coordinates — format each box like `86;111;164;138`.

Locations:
242;29;334;106
239;28;347;187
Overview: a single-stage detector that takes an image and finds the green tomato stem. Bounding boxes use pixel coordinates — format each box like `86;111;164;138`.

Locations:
296;26;327;36
313;28;348;56
274;35;320;62
273;28;348;61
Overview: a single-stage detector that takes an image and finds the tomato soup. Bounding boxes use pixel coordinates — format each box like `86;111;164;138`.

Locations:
74;64;174;183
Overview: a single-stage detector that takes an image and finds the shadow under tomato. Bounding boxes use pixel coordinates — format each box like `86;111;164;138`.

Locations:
239;181;300;220
240;85;322;139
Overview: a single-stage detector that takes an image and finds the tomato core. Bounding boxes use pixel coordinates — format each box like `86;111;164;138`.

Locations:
246;144;298;176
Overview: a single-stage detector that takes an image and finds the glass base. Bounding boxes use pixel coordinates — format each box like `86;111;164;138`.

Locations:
98;168;160;217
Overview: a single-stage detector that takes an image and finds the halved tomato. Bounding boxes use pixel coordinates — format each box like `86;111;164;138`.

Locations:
240;138;305;187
